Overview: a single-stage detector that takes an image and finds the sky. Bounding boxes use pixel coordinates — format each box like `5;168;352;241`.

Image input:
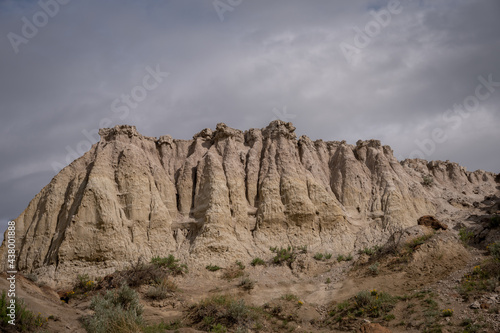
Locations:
1;0;499;236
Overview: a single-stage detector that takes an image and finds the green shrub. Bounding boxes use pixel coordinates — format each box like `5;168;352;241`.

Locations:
459;228;474;244
281;294;299;302
422;174;434;187
329;290;397;319
83;284;143;333
142;320;181;332
0;291;47;331
384;313;395;321
211;323;228;332
489;215;500;229
368;262;380;275
441;309;453;317
489;241;500;260
406;234;434;252
222;264;245;280
337;253;353;262
120;258;167;287
77;274;96;293
206;264;222;272
250;257;265;266
151;255;188;275
294;245;308;254
188;295;252;331
458;262;500;299
146;278;177;300
271;247;296;266
460;318;483;333
314;252;332;261
239;278;255;291
359;246;380;256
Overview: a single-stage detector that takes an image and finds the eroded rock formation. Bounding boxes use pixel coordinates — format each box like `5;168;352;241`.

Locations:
1;121;497;285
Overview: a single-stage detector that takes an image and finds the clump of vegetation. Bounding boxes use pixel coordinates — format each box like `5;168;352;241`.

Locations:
235;261;245;270
326;278;331;284
142;320;182;333
0;291;47;331
324;290;450;332
313;253;323;261
83;284;143;333
368;262;380;275
441;309;453;317
488;241;500;261
206;264;222;272
405;234;434;253
336;253;353;262
250;257;265;266
151;255;188;275
222;262;245;280
238;278;255;291
314;252;332;261
489;215;500;229
63;274;97;301
294;245;308;254
422;174;434;187
271;246;296;266
281;294;299;302
460;318;483;333
119;258;164;287
77;274;96;292
459;227;475;244
115;256;187;288
328;290;397;321
358;246;380;256
188;295;257;332
146;278;177;300
458;261;500;300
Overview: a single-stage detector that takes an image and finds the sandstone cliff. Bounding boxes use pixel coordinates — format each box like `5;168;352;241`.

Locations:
1;121;497;285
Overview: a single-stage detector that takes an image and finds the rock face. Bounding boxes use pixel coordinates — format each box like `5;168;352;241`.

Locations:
0;121;497;286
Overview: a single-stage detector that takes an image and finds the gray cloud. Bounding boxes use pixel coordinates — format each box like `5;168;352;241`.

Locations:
1;0;499;236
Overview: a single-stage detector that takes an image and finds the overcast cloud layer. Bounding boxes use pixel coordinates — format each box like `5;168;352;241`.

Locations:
1;0;499;236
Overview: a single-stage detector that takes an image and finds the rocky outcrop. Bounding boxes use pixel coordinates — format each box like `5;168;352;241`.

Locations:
418;215;448;230
0;121;497;286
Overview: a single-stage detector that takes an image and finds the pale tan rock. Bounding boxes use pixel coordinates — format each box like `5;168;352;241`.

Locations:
0;122;497;287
